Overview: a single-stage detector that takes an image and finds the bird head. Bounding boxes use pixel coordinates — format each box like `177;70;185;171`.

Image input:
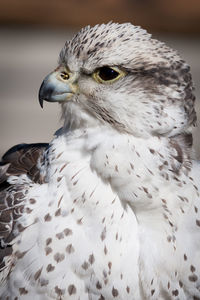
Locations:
39;22;196;138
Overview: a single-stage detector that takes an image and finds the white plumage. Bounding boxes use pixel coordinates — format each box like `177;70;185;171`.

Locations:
0;22;200;299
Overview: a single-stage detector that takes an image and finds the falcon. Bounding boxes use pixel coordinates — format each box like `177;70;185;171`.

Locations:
0;22;200;299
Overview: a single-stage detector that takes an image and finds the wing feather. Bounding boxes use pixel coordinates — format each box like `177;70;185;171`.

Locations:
0;143;48;186
0;143;48;281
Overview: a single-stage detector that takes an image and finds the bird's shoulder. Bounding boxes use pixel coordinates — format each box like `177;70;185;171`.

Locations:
0;143;48;188
0;143;48;281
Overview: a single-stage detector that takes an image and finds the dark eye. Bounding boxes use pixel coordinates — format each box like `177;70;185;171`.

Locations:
93;66;126;84
98;67;119;81
60;71;70;80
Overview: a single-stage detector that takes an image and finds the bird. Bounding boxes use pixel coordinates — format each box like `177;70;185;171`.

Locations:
0;21;199;299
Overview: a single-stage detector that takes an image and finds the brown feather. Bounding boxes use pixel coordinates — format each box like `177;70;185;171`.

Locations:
0;143;48;277
0;143;48;187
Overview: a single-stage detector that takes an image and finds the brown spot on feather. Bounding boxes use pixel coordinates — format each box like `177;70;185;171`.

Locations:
19;288;28;295
34;267;43;281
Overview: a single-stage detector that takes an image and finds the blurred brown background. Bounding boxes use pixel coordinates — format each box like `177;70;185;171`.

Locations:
0;0;200;157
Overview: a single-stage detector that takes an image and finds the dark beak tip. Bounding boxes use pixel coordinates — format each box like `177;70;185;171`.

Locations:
38;78;54;109
38;81;44;108
39;98;44;109
38;80;47;108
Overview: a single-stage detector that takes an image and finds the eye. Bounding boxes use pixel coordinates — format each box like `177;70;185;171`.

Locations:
60;71;70;80
93;66;125;84
98;67;119;81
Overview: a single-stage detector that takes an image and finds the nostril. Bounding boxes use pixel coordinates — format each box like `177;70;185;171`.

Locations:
60;72;70;80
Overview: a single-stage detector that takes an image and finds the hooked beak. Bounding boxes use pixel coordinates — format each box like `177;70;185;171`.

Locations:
38;67;77;108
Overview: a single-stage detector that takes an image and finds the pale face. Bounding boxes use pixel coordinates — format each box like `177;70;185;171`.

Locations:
39;23;195;138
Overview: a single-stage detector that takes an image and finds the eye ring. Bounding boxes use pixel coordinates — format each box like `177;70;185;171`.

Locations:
93;66;126;84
